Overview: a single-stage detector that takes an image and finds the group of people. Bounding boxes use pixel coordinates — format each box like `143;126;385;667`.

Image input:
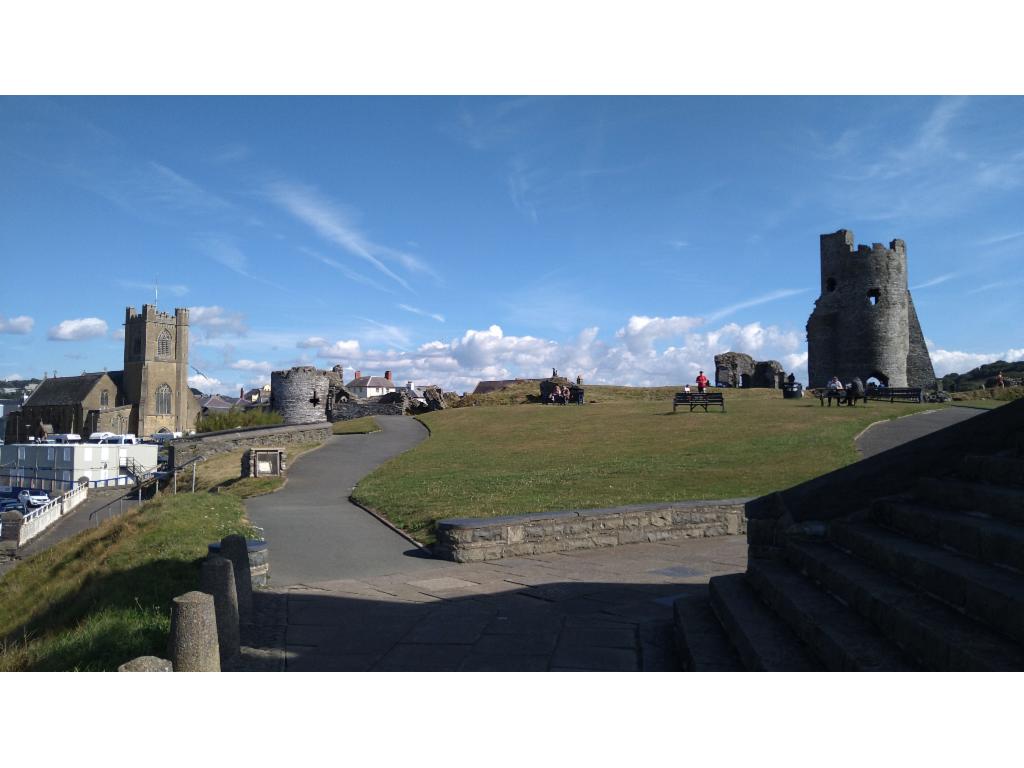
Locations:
681;371;711;395
549;383;584;405
826;375;866;406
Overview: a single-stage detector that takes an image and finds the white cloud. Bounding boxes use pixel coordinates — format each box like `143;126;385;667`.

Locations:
0;315;34;335
927;342;1024;377
189;306;248;337
48;317;108;341
111;328;125;340
229;359;274;374
615;315;704;355
297;337;361;360
2;374;24;381
188;373;223;392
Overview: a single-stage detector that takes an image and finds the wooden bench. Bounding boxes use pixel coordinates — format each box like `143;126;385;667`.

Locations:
673;392;726;412
865;386;923;403
811;387;848;406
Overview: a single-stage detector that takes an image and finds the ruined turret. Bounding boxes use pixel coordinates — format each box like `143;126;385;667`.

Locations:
806;229;935;389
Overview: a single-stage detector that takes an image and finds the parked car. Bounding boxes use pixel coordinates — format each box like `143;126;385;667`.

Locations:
18;489;50;506
0;499;24;512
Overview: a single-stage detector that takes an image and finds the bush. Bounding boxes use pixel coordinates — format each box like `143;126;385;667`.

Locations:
196;408;284;433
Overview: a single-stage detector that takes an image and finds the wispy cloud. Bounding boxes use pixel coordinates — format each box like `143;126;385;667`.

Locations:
910;272;957;290
705;288;807;323
189;306;249;337
147;161;231;211
48;317;108;341
116;279;189;297
398;304;445;323
966;278;1024;295
355;318;413;351
977;230;1024;247
267;182;437;291
195;234;284;292
299;247;391;293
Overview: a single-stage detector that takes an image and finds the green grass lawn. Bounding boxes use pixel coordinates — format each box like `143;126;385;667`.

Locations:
0;440;324;671
353;387;943;544
332;416;380;435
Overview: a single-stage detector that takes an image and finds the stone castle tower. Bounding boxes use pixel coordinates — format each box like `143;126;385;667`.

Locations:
122;304;196;436
806;229;936;389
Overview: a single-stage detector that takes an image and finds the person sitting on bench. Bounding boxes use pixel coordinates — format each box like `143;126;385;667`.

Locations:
827;376;845;407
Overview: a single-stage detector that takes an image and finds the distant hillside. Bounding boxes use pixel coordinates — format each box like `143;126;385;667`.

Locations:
942;360;1024;391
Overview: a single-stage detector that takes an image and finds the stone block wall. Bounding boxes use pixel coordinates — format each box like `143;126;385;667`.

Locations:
434;499;749;562
168;423;330;468
330;401;405;421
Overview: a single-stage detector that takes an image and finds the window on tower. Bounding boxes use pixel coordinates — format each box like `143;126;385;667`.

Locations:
156;384;172;415
158;329;172;357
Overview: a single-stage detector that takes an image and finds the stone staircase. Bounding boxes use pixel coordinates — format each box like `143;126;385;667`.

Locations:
674;403;1024;671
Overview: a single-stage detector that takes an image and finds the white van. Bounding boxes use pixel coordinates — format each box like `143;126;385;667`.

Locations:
107;434;140;445
87;432;117;443
45;434;82;444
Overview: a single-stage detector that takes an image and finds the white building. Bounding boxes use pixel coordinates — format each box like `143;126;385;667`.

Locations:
346;370;397;399
0;442;159;492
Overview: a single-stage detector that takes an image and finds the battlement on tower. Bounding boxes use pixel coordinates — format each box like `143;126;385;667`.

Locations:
125;304;188;324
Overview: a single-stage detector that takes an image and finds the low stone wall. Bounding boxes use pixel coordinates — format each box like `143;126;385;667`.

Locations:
434;499;749;562
168;423;330;467
331;401;405;421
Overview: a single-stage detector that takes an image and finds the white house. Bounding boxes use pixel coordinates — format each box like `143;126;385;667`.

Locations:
346;370;397;399
0;442;159;492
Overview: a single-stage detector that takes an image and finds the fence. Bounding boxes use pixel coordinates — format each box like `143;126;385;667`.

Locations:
17;482;89;546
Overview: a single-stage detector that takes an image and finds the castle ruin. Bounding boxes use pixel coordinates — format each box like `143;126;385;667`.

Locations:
806;229;936;389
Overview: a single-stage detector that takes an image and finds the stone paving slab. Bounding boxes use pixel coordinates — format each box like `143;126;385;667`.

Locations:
237;533;749;672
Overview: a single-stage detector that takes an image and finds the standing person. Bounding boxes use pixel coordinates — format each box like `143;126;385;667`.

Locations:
997;371;1005;388
696;371;709;394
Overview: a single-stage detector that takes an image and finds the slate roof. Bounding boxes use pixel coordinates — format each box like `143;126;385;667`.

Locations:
198;394;238;411
23;372;116;406
347;376;396;389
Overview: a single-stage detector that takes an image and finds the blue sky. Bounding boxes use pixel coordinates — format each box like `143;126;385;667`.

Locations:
1;96;1022;394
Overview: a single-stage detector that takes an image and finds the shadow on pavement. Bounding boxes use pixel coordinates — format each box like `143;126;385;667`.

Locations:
239;578;709;672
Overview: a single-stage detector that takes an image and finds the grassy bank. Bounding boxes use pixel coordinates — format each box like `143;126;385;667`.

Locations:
0;441;323;671
332;416;380;435
353;388;942;544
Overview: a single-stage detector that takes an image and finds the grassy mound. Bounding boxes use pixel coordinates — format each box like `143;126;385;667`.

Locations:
0;441;323;671
332;416;381;435
353;388;943;544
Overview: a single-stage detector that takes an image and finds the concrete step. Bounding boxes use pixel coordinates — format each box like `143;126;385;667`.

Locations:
830;519;1024;644
786;539;1024;670
672;590;744;671
746;557;916;671
872;499;1024;573
960;454;1024;486
916;476;1024;524
708;573;822;671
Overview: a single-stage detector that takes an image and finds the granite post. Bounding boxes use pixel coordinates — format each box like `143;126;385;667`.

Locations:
118;656;173;672
167;591;220;672
199;555;240;664
219;534;253;620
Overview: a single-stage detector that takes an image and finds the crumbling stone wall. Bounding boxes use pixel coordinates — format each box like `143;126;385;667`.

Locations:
330;401;405;421
807;230;936;389
714;352;785;388
271;367;329;425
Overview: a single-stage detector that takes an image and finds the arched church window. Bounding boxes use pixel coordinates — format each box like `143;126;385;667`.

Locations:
156;384;172;415
101;389;109;407
158;329;172;357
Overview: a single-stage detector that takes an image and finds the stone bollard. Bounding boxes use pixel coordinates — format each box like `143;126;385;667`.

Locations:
167;591;220;671
220;534;253;620
1;510;24;543
119;656;173;672
200;555;240;664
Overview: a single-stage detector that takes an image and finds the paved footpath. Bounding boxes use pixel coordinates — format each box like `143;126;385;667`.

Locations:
855;405;982;458
246;415;450;585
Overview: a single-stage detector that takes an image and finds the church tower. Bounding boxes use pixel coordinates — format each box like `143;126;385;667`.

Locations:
122;304;195;437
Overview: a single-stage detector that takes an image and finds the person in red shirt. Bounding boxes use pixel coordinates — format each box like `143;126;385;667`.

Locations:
696;371;709;393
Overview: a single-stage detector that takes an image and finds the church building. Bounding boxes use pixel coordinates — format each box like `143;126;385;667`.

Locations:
4;304;199;442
